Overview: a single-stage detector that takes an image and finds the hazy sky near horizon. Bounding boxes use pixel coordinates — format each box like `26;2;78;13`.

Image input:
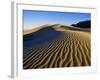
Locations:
23;10;91;30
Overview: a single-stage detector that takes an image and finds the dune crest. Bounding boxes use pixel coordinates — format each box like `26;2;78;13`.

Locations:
24;24;52;35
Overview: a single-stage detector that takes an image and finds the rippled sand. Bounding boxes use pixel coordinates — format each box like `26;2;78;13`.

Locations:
23;24;91;69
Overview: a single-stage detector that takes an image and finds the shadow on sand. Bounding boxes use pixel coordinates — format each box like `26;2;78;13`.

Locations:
23;25;61;47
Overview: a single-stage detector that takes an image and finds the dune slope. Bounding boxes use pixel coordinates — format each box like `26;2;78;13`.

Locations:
23;24;91;69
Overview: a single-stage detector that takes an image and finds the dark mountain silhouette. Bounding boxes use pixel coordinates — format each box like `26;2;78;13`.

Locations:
71;20;91;28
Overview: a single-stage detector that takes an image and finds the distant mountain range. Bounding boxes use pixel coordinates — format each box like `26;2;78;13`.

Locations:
71;20;91;28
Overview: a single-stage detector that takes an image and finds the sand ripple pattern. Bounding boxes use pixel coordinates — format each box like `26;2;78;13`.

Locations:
23;25;91;69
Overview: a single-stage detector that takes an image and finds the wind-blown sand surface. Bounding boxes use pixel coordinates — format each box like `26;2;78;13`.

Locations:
23;24;91;69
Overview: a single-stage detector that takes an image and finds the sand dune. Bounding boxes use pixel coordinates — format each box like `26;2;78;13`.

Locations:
23;24;52;35
23;24;91;69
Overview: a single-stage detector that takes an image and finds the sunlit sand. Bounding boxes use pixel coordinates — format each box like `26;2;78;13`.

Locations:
23;24;91;69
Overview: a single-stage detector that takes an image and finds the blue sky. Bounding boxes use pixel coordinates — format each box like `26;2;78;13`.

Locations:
23;10;91;30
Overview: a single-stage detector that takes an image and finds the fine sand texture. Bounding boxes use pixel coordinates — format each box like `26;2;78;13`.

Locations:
23;24;91;69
